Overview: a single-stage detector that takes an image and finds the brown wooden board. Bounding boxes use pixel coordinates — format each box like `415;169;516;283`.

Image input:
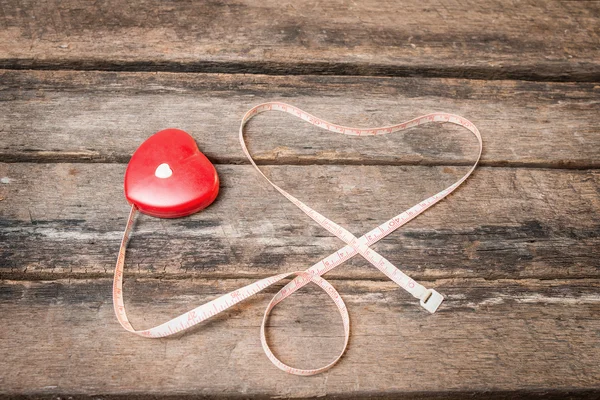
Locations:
0;0;599;81
1;1;599;395
1;70;599;168
1;163;598;281
0;278;598;398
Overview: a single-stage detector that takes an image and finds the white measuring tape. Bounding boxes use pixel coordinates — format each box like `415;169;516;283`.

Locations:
113;102;483;375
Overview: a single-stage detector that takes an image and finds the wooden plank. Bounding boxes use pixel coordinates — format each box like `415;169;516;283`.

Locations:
0;278;598;397
1;162;598;281
1;70;599;168
0;0;598;81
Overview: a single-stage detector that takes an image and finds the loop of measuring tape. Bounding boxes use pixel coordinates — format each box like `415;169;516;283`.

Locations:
113;102;483;375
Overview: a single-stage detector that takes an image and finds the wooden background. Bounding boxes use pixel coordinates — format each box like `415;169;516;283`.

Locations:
1;1;599;398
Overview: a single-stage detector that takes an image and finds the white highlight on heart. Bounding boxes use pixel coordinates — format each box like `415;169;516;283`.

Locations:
154;163;173;179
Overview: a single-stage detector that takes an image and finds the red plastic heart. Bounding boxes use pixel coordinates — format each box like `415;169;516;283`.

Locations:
124;128;219;218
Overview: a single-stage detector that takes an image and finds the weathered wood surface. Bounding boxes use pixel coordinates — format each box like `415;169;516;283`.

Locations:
0;0;599;81
0;278;598;398
2;1;600;396
1;163;599;281
1;70;599;168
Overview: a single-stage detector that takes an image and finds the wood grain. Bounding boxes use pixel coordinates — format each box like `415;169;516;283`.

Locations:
1;1;599;397
0;0;599;81
0;278;598;398
1;70;599;168
1;163;598;281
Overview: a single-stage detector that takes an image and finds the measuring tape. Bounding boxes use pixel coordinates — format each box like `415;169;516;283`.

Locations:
113;102;483;375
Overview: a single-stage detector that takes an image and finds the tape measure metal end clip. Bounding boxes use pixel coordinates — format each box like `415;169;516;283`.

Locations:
420;289;444;314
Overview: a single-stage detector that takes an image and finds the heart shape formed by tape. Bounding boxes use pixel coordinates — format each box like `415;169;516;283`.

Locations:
124;128;219;218
114;104;482;377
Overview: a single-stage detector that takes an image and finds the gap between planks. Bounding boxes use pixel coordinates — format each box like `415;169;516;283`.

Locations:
2;61;600;83
3;272;600;284
2;155;600;170
0;390;597;400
